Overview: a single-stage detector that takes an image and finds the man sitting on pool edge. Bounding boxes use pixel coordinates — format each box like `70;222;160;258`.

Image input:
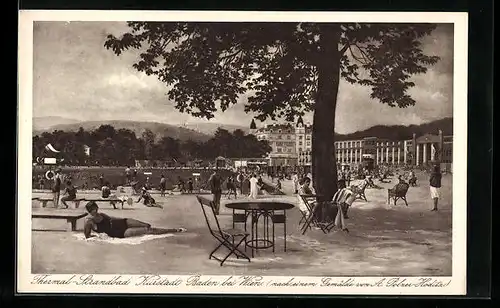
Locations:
83;201;186;239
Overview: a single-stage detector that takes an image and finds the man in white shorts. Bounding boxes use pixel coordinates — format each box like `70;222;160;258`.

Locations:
429;165;442;211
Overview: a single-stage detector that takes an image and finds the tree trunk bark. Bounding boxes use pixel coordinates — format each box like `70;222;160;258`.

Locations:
312;24;341;203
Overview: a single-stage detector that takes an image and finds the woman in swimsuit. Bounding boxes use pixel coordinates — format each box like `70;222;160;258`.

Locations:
83;201;185;239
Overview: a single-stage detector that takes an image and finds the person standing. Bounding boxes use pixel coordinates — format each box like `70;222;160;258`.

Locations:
125;166;131;184
429;164;442;211
208;170;222;215
236;172;244;195
159;174;167;197
38;175;45;190
249;173;259;199
292;172;299;194
226;175;237;199
187;178;194;194
52;168;62;208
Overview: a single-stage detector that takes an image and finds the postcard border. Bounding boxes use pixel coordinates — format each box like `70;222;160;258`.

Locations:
17;10;468;295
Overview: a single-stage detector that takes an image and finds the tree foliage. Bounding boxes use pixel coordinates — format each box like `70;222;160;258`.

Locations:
105;22;438;120
104;22;440;200
32;125;271;166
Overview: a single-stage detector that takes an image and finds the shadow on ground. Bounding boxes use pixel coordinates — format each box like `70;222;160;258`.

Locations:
30;171;452;276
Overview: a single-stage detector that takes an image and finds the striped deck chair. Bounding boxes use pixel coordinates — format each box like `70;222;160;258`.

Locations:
332;188;356;232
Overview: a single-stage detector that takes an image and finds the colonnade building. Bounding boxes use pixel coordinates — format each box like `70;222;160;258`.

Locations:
250;117;453;167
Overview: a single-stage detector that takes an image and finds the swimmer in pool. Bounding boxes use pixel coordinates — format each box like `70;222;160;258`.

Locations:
83;201;186;239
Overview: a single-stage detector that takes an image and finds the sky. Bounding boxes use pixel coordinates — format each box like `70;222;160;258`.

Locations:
32;21;454;134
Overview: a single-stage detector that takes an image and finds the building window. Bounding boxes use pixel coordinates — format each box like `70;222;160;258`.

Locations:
287;135;291;140
299;147;302;152
306;141;311;146
306;135;311;140
277;148;282;153
278;135;282;139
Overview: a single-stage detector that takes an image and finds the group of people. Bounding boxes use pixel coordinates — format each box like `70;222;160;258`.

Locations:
294;163;444;233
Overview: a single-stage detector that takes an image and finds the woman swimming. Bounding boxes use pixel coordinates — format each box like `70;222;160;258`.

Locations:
83;201;185;239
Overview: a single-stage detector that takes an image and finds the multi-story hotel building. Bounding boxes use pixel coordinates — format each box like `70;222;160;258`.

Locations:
250;117;452;167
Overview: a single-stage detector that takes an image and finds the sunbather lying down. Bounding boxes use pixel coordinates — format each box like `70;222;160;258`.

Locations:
83;201;186;239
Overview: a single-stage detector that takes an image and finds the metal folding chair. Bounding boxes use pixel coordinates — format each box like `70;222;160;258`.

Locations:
197;196;251;266
299;194;333;235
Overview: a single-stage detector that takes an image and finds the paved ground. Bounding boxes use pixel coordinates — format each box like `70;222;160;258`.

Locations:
30;171;452;276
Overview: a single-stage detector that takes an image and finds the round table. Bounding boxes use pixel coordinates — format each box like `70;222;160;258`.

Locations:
225;201;294;257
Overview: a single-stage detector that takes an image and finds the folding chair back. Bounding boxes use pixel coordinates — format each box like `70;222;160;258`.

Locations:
299;194;330;234
196;195;251;266
197;195;223;238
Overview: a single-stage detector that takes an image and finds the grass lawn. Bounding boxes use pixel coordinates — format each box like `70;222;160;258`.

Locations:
30;170;452;276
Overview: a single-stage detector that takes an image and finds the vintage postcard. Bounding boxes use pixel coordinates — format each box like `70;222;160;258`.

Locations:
17;10;468;295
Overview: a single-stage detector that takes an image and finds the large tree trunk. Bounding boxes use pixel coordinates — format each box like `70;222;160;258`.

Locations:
312;24;341;203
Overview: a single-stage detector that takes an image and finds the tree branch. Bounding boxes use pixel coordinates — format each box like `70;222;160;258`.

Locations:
348;44;368;65
353;43;374;64
339;42;350;55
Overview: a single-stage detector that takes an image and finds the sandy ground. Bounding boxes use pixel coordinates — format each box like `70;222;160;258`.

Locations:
30;171;452;276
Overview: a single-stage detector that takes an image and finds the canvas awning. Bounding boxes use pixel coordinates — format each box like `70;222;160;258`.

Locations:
44;143;60;153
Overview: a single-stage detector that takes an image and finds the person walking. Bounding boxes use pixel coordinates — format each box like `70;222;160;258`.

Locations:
429;164;442;211
208;170;222;215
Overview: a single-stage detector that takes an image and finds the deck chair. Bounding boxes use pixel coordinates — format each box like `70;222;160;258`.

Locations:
299;194;331;235
387;183;410;206
197;196;250;266
351;180;368;202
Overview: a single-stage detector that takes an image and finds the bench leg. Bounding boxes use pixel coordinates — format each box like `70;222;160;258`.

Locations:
42;200;48;208
67;219;77;231
75;200;80;208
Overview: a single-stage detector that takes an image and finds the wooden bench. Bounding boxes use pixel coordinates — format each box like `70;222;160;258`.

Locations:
32;197;85;208
32;210;88;231
84;198;125;209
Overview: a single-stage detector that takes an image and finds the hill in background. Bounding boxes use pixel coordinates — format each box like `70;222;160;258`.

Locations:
336;117;453;141
33;119;212;142
33;116;453;142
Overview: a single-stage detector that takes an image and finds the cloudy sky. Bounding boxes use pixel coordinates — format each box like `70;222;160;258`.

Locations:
33;21;453;134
